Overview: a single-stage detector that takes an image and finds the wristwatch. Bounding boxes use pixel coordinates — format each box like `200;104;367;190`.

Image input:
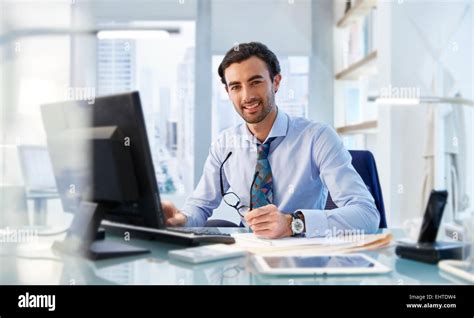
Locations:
290;212;305;236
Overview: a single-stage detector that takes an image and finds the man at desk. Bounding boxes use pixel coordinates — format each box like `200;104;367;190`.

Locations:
162;42;380;239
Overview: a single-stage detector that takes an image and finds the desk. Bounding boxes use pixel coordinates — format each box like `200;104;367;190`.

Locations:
0;227;468;285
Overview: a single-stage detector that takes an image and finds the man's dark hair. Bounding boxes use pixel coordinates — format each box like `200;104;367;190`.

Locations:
217;42;281;85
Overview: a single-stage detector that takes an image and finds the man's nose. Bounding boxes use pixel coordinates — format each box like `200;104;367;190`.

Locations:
242;86;256;104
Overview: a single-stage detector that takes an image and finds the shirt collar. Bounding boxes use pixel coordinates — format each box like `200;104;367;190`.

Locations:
240;107;289;144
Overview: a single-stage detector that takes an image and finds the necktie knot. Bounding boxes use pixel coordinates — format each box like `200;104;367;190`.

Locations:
257;137;275;160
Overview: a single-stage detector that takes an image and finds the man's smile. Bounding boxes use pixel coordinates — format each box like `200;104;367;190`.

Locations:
243;101;262;114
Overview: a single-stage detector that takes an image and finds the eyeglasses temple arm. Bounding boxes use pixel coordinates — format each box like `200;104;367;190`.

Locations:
249;171;259;211
220;152;233;196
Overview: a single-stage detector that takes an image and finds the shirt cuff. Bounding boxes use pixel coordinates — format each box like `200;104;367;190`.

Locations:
297;209;329;238
182;211;195;227
180;206;203;227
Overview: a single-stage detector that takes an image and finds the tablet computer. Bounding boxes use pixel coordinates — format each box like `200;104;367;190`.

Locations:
251;253;391;275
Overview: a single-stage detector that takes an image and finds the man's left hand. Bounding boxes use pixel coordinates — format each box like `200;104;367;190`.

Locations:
244;204;292;239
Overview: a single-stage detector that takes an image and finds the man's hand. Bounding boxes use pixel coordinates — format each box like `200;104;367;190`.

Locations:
244;204;292;239
161;200;187;226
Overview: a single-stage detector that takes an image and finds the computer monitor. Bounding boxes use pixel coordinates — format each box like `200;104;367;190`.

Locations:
41;91;234;257
17;145;57;192
41;91;165;229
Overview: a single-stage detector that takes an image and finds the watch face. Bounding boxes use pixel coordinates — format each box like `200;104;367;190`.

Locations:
291;218;304;234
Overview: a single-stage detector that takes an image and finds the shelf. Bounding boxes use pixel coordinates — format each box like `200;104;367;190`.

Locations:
337;0;378;28
335;50;377;80
336;120;378;135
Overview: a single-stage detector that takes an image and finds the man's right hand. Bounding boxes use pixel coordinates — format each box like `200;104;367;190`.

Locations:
161;200;187;226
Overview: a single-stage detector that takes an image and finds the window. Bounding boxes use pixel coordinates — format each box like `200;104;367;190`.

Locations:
97;39;135;96
96;22;195;196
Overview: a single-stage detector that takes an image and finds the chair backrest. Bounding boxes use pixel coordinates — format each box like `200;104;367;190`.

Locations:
325;150;387;228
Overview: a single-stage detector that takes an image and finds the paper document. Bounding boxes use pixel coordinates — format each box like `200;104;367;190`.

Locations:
231;233;353;247
231;232;393;255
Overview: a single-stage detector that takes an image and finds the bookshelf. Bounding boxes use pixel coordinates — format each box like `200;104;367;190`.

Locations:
335;50;377;80
334;0;378;143
337;0;378;28
336;120;378;135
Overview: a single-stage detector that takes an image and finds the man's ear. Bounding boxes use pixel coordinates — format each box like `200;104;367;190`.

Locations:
273;74;282;93
224;85;229;94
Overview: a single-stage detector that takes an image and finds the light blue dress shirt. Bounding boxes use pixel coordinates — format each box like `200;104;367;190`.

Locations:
181;109;380;237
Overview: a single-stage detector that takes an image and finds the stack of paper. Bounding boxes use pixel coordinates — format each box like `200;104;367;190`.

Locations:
231;232;393;255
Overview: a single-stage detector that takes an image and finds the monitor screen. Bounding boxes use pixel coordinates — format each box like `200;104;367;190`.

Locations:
18;145;57;191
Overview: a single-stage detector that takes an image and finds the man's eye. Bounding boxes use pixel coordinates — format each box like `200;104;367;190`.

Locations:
231;86;240;91
251;81;261;86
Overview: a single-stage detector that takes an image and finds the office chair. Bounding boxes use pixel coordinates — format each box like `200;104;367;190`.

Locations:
325;150;387;228
206;150;387;228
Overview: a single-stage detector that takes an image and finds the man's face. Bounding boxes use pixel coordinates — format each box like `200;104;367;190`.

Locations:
224;56;281;124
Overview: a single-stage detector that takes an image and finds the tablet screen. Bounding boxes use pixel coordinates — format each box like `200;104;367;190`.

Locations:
263;255;375;269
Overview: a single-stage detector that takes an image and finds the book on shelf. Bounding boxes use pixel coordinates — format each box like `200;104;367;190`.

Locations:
367;9;374;56
341;6;375;68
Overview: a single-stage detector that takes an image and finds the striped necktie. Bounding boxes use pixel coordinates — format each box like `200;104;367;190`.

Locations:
251;137;276;209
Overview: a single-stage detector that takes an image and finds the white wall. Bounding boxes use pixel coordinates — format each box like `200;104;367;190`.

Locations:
310;0;334;124
211;0;311;55
377;1;473;227
378;105;428;226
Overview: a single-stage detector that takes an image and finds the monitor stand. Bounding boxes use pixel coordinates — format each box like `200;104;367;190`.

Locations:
53;201;149;260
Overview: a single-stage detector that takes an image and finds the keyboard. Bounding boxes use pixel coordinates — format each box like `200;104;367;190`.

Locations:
101;221;235;246
165;227;231;236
